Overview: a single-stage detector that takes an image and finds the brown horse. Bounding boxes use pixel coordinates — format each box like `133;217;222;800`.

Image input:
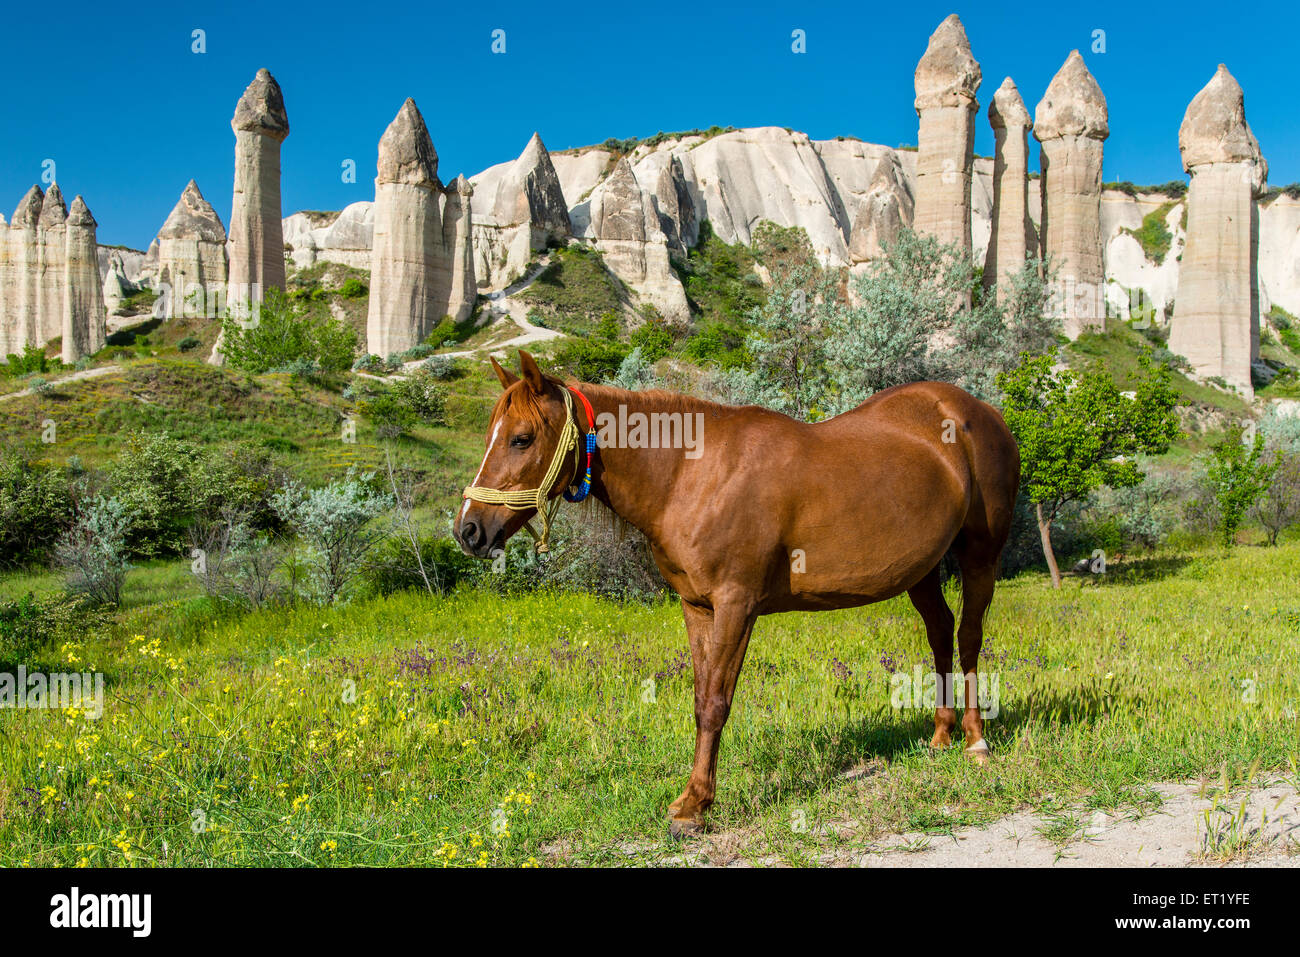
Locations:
456;350;1021;836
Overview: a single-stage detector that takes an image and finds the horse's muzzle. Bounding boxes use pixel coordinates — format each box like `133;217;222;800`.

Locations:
454;508;505;559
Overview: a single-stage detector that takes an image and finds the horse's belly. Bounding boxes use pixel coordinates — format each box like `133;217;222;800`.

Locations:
772;467;964;608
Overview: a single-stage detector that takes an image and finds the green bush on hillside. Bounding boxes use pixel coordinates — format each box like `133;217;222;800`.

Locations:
0;450;77;568
220;288;357;375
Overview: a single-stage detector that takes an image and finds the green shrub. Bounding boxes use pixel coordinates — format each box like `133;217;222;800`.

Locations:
359;391;418;439
1206;427;1275;546
0;450;76;568
178;336;202;352
553;337;630;382
389;370;449;425
220;288;358;374
107;433;289;557
3;344;52;377
0;593;111;666
629;317;676;363
683;319;750;369
339;277;368;299
365;535;480;596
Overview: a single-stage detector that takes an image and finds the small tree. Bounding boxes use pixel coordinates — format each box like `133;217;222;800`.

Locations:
272;472;393;604
1206;427;1275;546
1252;450;1300;546
998;350;1181;587
55;495;132;606
746;261;836;420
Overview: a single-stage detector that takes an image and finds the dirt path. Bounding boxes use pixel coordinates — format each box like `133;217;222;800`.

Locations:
0;364;122;402
572;776;1300;868
423;259;562;366
836;778;1300;868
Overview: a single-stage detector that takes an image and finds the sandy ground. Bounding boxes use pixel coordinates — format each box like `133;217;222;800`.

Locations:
569;776;1300;868
837;779;1300;868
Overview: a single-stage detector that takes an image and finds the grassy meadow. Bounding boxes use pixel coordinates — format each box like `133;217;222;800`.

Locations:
2;541;1297;867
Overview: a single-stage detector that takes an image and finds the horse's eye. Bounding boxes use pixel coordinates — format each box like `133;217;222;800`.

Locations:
511;434;533;448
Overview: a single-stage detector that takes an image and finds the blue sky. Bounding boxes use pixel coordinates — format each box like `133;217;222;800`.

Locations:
3;0;1292;249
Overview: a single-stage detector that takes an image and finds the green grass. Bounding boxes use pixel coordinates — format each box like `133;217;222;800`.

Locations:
515;245;629;335
673;220;765;326
1121;201;1177;264
2;540;1297;867
0;357;503;508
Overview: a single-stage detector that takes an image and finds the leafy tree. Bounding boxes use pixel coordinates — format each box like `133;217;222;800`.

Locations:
220;287;357;374
997;350;1181;587
1206;427;1275;546
745;261;837;419
825;230;975;409
820;229;1060;410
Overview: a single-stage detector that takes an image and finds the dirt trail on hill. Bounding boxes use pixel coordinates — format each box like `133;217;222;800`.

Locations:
429;259;561;365
0;364;122;402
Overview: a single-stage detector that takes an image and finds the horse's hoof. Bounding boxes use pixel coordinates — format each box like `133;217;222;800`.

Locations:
668;817;703;842
964;739;991;765
929;732;952;749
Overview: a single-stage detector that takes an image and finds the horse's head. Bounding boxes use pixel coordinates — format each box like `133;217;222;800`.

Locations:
454;350;580;558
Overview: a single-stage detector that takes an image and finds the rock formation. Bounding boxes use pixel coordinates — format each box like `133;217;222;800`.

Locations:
62;196;105;362
365;98;476;357
848;150;914;264
37;184;68;344
985;79;1035;286
588;158;691;323
1034;50;1109;337
0;186;45;354
984;77;1035;298
283;203;373;269
102;255;131;315
913;14;981;251
443;175;477;327
227;68;289;314
653;156;697;253
156;180;227;317
1169;64;1267;396
471;132;570;288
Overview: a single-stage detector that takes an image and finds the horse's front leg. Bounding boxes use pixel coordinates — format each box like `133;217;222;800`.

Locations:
668;596;756;839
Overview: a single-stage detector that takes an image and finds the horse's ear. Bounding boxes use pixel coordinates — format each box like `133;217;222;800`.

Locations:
518;350;545;394
489;355;518;390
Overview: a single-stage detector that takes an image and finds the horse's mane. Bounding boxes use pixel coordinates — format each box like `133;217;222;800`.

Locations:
490;377;727;436
577;383;729;417
488;373;567;434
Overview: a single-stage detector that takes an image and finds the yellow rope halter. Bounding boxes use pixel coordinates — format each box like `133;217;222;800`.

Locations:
462;387;582;553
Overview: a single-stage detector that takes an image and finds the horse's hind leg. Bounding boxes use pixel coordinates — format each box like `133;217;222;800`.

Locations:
907;565;957;749
953;542;1000;763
